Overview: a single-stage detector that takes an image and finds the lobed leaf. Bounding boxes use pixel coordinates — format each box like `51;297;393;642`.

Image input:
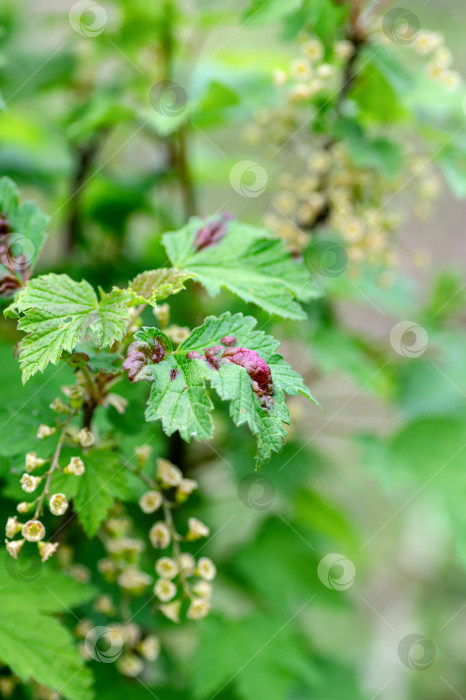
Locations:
127;268;193;305
0;552;94;700
162;216;321;319
130;312;317;466
11;274;131;382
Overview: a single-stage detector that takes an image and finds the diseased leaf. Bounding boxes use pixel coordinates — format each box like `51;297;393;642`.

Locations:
163;216;320;319
11;274;131;382
0;177;48;288
123;326;173;382
132;313;316;465
146;353;215;442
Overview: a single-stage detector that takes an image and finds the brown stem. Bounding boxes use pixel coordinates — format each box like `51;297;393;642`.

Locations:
64;136;102;255
169;126;197;219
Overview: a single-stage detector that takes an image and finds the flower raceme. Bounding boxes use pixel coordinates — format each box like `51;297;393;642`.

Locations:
1;179;317;692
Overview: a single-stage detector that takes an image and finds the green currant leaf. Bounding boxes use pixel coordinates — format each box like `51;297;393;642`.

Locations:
51;449;133;538
127;268;193;305
145;353;215;442
0;552;94;700
162;216;320;319
242;0;301;25
11;274;131;382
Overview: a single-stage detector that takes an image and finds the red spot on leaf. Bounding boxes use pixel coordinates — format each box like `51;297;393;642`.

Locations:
194;213;234;251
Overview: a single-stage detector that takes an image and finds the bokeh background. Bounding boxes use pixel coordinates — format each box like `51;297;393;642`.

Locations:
1;1;466;699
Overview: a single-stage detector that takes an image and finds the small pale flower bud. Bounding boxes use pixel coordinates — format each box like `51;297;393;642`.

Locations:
165;325;190;344
105;393;128;415
156;458;183;487
139;490;162;514
335;39;354;60
155;557;178;579
290;58;312;81
76;619;93;637
69;564;91;582
187;599;211;620
25;452;47;472
49;493;68;516
301;38;323;62
138;635;161;662
37;424;56;439
135;445;152;469
125;623;141;647
159;600;181;623
187;517;210;541
117;567;152;592
98;558;117;578
117;654;144;677
17;501;33;514
49;398;70;414
93;595;115;615
176;478;198;503
105;516;131;537
149;522;171;549
154;303;170;328
106;537;144;555
154;578;177;602
178;552;195;576
38;541;59;562
192;580;213;599
64;456;85;475
77;428;95;447
20;473;41;493
61;385;85;408
5;538;25;559
196;557;217;581
22;520;46;542
5;516;23;539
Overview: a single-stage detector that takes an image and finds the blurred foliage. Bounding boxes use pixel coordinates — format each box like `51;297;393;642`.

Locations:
0;1;466;700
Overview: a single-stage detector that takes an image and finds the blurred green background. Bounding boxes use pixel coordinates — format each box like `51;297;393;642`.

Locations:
1;1;466;699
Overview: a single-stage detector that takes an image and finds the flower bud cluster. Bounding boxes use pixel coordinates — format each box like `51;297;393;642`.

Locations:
76;618;161;677
140;459;213;621
4;386;88;563
98;511;151;596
